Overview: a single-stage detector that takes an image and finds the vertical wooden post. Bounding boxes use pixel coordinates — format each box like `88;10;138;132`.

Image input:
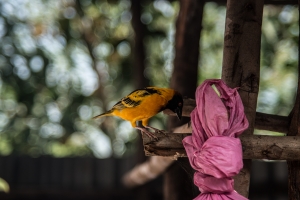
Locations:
287;95;300;200
131;0;149;89
222;0;264;197
166;0;204;199
170;0;203;97
286;2;300;199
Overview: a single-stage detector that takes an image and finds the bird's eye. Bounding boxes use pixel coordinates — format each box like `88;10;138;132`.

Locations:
178;102;182;107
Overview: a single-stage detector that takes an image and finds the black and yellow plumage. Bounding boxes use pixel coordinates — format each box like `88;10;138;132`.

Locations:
93;87;183;139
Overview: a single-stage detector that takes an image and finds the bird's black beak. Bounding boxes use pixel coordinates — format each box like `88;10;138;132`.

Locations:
175;107;182;120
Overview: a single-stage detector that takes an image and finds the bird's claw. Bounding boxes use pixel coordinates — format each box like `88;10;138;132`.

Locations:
135;127;158;141
142;131;159;141
146;126;168;136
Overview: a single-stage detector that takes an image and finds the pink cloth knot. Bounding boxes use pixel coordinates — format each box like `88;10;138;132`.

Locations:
183;79;249;200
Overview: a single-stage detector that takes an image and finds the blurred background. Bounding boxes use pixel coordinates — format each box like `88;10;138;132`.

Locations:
0;0;298;199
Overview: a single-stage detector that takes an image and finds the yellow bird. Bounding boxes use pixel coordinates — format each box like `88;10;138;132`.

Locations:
93;87;183;139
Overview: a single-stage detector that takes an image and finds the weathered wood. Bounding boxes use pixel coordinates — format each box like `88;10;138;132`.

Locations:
222;0;263;134
286;1;300;199
144;133;190;157
255;112;289;133
166;0;204;199
131;0;149;89
256;0;296;4
221;0;264;197
164;98;289;133
168;0;297;4
142;133;300;160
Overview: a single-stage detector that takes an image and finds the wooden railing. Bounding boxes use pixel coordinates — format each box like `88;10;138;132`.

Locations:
141;0;300;199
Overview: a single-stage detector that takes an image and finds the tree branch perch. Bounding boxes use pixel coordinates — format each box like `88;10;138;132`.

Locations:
142;132;300;160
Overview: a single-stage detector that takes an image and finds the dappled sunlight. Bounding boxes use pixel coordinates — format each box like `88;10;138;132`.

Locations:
199;3;226;81
40;122;64;138
116;121;138;143
81;124;113;158
258;5;299;115
0;177;9;193
0;0;298;159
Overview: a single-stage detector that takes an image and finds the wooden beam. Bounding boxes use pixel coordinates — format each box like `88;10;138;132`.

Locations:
164;98;290;133
255;112;289;133
261;0;297;4
142;133;300;160
166;0;297;5
166;0;204;199
286;1;300;199
207;0;297;4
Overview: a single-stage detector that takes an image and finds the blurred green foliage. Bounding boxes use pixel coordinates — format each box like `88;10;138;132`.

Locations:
259;5;299;116
0;0;298;157
0;177;9;193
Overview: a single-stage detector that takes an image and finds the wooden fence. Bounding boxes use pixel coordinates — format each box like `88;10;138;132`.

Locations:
0;156;289;199
141;0;300;199
0;155;163;200
0;0;299;199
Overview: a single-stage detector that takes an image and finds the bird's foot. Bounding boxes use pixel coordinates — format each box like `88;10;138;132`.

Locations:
135;127;158;141
145;126;168;136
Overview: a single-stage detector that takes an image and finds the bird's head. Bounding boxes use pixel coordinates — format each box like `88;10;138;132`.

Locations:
166;92;183;120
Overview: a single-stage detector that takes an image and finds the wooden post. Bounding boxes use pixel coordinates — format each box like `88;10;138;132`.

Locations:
166;0;204;199
131;0;149;89
286;2;300;199
130;1;154;199
222;0;264;197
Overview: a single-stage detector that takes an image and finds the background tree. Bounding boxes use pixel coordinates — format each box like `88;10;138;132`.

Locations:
0;1;298;199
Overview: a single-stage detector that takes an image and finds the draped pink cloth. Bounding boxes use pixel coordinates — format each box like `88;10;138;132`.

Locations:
182;79;249;200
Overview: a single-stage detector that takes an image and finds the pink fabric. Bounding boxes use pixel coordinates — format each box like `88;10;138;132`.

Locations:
183;79;249;200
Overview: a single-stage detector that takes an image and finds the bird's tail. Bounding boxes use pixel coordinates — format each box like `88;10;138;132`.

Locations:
92;110;113;119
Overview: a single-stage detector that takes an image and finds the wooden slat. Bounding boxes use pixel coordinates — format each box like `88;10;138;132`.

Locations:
61;157;74;188
255;112;289;133
74;157;93;189
164;99;289;133
50;157;63;187
95;158;115;189
151;0;297;5
209;0;297;4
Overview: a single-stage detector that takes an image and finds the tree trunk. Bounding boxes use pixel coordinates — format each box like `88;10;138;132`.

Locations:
131;0;149;89
130;1;153;199
165;0;204;199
